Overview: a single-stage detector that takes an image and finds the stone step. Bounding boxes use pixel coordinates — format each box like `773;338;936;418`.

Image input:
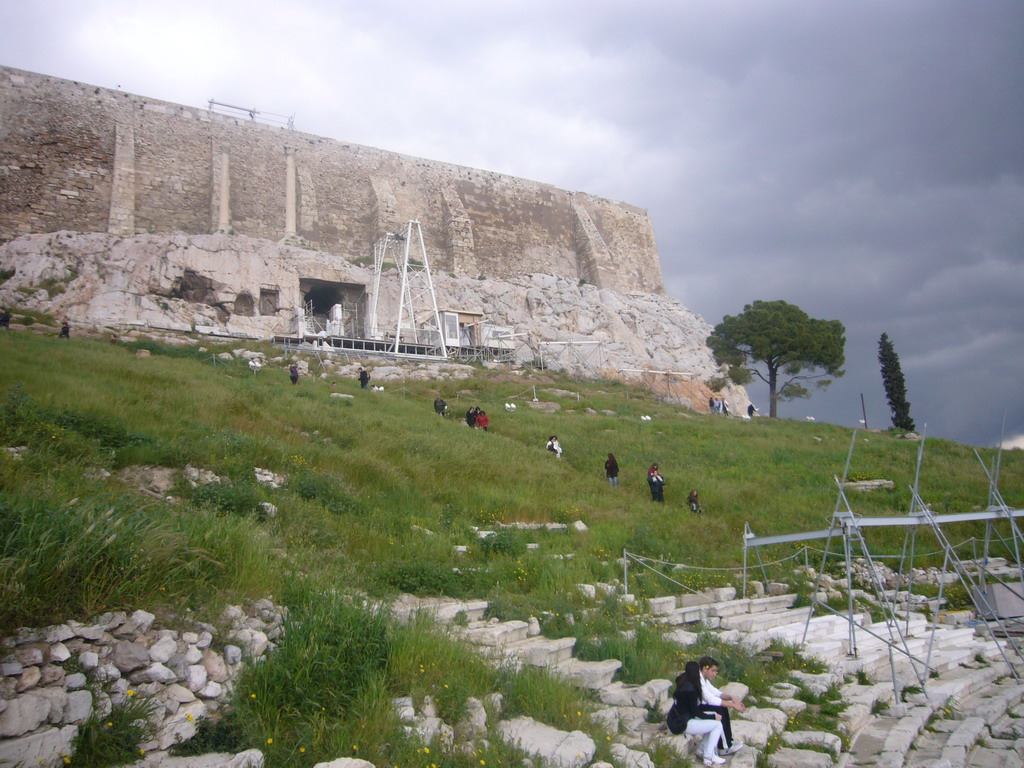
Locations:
903;729;947;767
960;678;1024;726
721;606;813;632
551;657;622;689
748;593;800;613
460;620;530;647
391;595;489;623
705;597;758;618
648;593;799;626
652;604;711;626
500;635;577;668
767;746;834;768
845;705;931;767
760;611;872;641
802;640;848;661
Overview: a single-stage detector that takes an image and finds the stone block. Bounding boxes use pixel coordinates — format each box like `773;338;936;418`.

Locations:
0;693;50;737
62;690;93;724
498;716;596;768
767;747;833;768
0;724;77;768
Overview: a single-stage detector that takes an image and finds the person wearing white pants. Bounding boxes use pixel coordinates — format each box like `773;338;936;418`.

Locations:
666;661;726;766
686;716;726;766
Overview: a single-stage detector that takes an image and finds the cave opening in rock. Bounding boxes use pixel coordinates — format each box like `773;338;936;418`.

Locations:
300;279;366;337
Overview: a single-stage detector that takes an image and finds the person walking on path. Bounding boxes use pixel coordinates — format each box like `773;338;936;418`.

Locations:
666;661;727;766
698;656;745;756
289;364;299;385
605;453;619;486
647;463;665;502
475;410;490;431
466;406;479;427
433;396;447;416
58;320;70;339
358;367;370;390
0;309;10;329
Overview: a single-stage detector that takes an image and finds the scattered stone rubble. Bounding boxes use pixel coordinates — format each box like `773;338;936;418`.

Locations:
0;600;284;768
5;574;1022;768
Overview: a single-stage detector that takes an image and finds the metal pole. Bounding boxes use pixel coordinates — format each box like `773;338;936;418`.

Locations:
843;522;857;658
623;550;629;596
860;393;868;430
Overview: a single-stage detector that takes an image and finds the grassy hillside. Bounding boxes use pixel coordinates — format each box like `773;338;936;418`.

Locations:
1;328;1020;766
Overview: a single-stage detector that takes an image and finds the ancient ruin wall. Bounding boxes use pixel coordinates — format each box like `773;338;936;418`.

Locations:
0;66;665;294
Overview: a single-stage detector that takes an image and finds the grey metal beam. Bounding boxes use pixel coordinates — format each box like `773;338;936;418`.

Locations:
745;508;1024;549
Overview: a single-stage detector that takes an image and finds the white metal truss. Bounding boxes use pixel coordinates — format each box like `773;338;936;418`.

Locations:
365;221;448;358
391;221;447;356
368;231;402;340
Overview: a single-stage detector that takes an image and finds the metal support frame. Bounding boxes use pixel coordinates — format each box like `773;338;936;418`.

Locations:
366;221;448;360
743;429;1023;698
528;339;605;379
391;221;447;357
620;368;698;408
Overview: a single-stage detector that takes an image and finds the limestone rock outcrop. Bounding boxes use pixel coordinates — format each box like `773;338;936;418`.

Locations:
0;231;748;412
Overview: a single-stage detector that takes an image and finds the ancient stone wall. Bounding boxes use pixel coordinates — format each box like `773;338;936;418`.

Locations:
0;66;664;294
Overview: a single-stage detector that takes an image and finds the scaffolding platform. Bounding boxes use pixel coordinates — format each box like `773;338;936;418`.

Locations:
273;334;514;363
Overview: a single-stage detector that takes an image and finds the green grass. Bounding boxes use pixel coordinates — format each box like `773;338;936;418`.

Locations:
0;328;1020;767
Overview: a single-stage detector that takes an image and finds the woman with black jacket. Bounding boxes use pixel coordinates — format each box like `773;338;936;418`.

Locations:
604;453;619;486
666;661;726;766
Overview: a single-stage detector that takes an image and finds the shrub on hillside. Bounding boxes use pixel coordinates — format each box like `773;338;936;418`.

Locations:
190;481;264;516
479;530;525;557
288;471;368;516
71;685;158;767
379;560;470;596
237;590;390;717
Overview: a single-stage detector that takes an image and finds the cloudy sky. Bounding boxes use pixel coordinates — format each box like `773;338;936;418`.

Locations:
2;0;1022;450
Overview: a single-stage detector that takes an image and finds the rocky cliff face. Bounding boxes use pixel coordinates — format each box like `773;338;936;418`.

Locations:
0;231;748;412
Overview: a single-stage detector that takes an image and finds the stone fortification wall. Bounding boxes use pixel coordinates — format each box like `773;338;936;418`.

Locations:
0;66;664;294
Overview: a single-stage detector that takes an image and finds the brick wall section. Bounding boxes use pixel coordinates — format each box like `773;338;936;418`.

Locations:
0;66;665;294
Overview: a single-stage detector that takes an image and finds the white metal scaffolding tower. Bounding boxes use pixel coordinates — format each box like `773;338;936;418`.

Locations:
368;221;447;358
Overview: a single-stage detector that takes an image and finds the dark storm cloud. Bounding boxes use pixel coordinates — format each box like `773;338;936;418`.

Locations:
1;0;1021;448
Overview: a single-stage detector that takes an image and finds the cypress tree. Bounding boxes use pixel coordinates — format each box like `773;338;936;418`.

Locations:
878;333;915;431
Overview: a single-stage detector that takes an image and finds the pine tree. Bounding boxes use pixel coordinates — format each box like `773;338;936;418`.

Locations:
878;333;915;431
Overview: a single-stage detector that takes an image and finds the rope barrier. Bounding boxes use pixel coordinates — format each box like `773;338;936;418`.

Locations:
625;548;803;574
802;536;992;561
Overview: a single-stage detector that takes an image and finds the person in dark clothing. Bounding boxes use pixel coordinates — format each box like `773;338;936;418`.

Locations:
358;368;370;389
434;396;447;416
466;407;478;427
0;309;10;329
289;364;299;385
475;410;489;431
647;463;665;502
666;661;726;766
688;489;703;514
605;453;619;486
747;403;757;418
58;321;70;339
